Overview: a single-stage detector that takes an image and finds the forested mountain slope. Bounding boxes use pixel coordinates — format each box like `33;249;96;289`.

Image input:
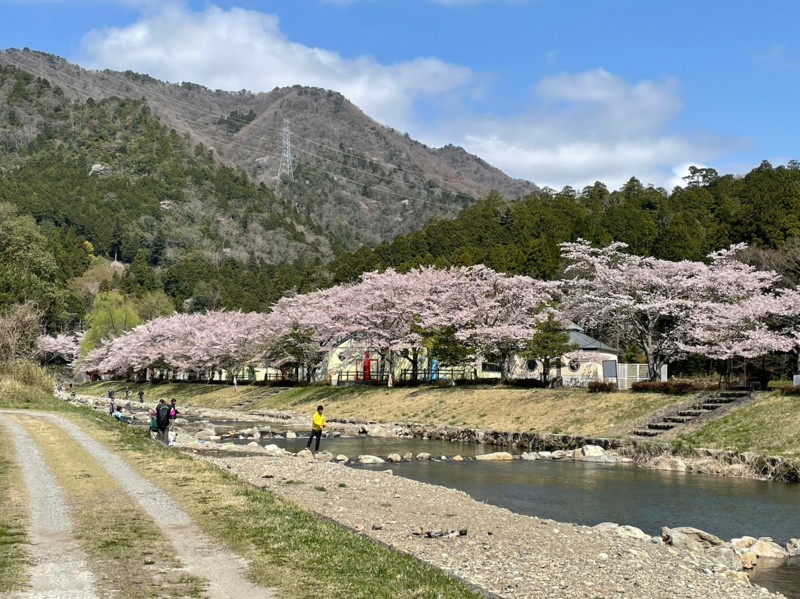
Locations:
0;48;537;251
328;164;800;285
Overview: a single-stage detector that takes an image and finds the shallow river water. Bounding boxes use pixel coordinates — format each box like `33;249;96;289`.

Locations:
225;432;800;597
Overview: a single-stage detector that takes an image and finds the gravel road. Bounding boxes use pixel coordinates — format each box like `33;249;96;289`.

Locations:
1;411;274;599
0;416;98;599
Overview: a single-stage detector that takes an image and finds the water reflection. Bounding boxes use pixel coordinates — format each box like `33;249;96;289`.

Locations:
750;556;800;598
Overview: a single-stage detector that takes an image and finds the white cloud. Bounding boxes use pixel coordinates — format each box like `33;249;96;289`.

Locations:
77;4;474;132
75;4;747;191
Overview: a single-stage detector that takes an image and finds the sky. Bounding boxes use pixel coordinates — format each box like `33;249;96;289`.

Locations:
1;0;799;190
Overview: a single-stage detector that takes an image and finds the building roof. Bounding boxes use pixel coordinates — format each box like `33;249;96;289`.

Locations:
567;325;619;355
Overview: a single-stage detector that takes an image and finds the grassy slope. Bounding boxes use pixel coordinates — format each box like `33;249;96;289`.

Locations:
677;394;800;458
81;380;685;438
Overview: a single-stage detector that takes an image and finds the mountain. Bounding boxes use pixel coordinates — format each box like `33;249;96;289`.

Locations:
0;48;538;251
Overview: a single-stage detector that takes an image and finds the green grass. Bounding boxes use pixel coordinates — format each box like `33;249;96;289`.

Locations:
677;393;800;458
0;426;29;592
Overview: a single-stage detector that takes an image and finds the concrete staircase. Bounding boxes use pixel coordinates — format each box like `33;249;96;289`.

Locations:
631;390;750;438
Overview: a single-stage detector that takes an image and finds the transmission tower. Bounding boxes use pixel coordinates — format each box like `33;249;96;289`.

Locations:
278;119;294;181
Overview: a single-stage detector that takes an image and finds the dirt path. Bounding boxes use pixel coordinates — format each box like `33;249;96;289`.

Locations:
1;416;98;599
1;411;274;599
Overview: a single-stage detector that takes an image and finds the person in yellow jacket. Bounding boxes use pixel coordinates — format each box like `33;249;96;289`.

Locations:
305;405;327;452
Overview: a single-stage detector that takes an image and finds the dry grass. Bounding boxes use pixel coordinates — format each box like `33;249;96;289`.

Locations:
19;416;207;598
0;423;30;593
80;381;690;437
256;386;684;437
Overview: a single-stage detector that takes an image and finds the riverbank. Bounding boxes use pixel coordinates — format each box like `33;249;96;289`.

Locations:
202;447;790;598
78;381;800;480
55;390;800;597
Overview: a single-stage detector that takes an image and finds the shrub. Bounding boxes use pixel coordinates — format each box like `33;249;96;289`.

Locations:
779;386;800;396
631;381;694;394
0;359;55;394
588;381;617;393
768;380;794;390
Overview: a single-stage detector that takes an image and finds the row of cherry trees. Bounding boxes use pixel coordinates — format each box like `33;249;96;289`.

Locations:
41;243;800;382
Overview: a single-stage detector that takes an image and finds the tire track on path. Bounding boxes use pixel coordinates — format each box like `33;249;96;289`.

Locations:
0;415;98;599
29;411;273;599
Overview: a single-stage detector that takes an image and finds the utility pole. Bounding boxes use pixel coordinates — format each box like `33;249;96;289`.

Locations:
278;119;294;181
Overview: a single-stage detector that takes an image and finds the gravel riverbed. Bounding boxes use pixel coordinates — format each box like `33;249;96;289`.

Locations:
202;448;781;599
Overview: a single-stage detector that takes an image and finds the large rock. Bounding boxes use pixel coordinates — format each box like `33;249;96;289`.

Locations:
335;454;349;464
707;545;743;571
750;539;787;559
358;455;385;464
581;444;606;457
263;444;287;457
416;452;432;461
616;525;651;541
296;448;313;459
739;551;758;569
475;452;514;462
386;453;402;463
662;526;724;553
593;522;620;533
366;425;395;438
520;452;539;461
315;451;334;463
285;431;297;439
786;538;800;557
652;456;688;472
731;536;756;552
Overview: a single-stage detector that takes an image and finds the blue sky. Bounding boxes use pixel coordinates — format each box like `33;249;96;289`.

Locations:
1;0;798;190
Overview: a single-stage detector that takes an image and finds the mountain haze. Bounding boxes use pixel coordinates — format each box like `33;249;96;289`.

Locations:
0;48;537;250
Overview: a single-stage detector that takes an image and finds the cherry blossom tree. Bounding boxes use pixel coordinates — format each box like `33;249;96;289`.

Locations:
560;240;800;380
84;311;270;381
451;266;555;381
37;332;84;366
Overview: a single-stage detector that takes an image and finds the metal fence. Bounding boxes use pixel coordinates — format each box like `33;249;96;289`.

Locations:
616;363;666;390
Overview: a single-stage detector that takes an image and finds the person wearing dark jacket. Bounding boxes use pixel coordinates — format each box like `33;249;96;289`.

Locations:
155;399;171;444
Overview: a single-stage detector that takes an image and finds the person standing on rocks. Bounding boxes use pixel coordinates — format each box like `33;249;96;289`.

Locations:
155;399;172;444
138;387;144;403
305;405;327;452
